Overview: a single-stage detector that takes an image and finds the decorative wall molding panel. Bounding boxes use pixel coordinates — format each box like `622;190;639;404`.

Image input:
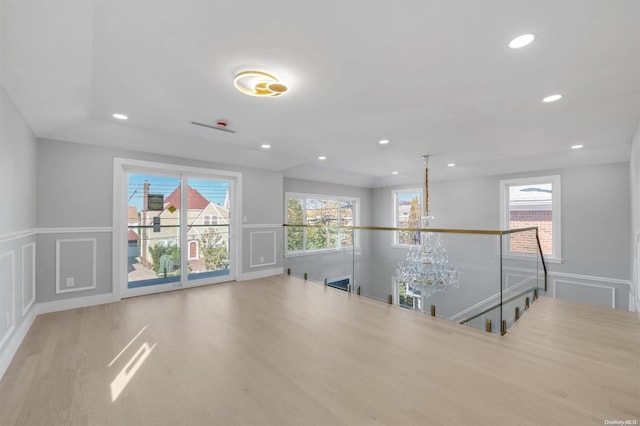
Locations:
553;279;616;309
0;251;16;351
549;270;630;287
21;242;36;315
250;231;277;268
505;266;630;310
56;238;97;294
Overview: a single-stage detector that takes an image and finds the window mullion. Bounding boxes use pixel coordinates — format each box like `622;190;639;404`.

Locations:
180;175;188;285
336;200;341;249
302;198;307;251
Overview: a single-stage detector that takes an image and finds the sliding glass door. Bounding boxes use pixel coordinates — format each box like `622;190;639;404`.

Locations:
184;178;231;282
124;170;233;296
127;173;182;291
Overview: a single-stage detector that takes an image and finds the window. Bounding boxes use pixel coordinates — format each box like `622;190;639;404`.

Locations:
392;188;422;246
204;215;219;225
285;193;358;254
500;175;561;261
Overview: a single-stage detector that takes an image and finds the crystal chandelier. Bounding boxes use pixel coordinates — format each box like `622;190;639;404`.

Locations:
395;155;460;302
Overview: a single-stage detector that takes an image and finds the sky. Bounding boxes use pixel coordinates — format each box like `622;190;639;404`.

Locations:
128;174;230;211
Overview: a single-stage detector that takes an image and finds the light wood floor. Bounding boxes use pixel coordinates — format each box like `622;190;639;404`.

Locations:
1;275;639;426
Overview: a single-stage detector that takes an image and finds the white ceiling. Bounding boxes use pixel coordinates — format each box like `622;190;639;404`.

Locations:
2;0;639;187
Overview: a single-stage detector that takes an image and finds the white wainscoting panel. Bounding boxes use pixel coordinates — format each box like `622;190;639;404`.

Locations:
250;231;277;268
0;251;16;351
56;238;97;293
21;242;36;315
552;279;616;309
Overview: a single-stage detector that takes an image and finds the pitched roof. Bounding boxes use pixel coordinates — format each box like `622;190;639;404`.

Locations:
164;186;210;210
127;229;140;241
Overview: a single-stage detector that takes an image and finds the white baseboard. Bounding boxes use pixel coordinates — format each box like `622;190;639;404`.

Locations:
37;293;116;315
0;306;38;380
237;267;284;281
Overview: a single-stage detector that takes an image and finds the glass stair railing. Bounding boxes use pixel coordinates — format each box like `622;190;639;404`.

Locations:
283;224;547;335
458;286;539;334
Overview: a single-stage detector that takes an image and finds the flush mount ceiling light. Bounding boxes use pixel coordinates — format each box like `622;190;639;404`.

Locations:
571;144;584;149
113;113;128;120
318;156;327;160
261;144;271;149
542;94;563;103
233;70;288;97
447;163;456;167
509;34;535;49
379;139;390;145
392;171;399;175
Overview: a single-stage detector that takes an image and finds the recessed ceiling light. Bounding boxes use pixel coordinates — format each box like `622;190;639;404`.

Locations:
542;94;562;103
379;139;390;145
392;171;399;175
261;144;271;149
447;163;456;167
318;156;327;160
113;113;128;120
509;34;535;49
571;144;584;149
233;70;288;97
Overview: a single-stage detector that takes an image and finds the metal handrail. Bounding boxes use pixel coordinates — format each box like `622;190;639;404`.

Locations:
283;223;539;236
535;228;548;292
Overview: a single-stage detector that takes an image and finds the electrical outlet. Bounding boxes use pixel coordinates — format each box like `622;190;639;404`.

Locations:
66;277;74;287
260;256;265;263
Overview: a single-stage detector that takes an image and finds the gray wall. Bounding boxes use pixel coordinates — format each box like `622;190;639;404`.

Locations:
0;88;37;235
0;85;38;371
36;138;284;303
371;162;632;310
630;119;640;311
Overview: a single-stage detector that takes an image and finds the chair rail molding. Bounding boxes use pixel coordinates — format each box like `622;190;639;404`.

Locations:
0;229;36;245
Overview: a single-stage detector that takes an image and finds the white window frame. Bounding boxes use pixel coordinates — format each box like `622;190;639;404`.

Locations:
392;188;423;247
284;192;359;256
499;175;562;262
112;158;242;300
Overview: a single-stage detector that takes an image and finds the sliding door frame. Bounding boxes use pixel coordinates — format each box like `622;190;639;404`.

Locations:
112;158;242;300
